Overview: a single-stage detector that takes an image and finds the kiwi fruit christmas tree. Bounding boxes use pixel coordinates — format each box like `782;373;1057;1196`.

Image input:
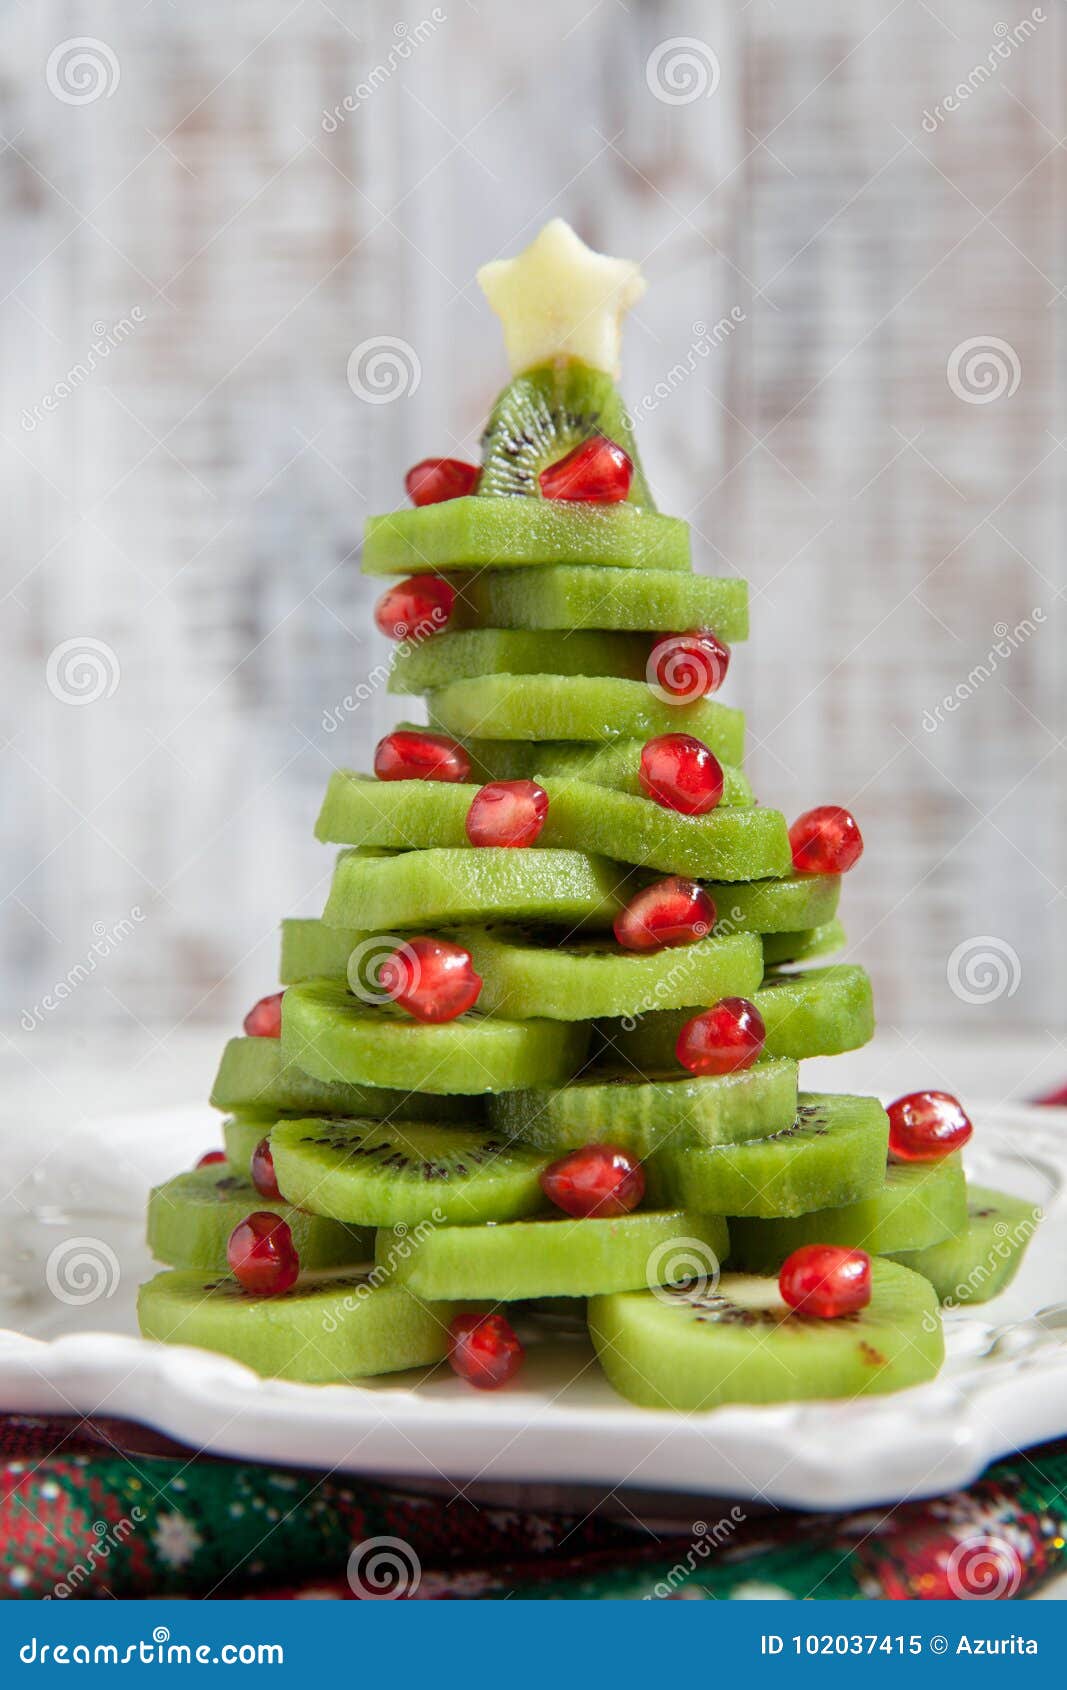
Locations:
139;220;1037;1409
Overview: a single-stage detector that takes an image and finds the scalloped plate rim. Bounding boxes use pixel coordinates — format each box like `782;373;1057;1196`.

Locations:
0;1099;1064;1510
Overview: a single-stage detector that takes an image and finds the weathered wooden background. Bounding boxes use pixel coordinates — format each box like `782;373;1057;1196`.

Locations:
2;0;1063;1056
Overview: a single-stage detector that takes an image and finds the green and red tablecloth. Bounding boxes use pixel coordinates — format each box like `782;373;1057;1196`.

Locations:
1;1416;1064;1600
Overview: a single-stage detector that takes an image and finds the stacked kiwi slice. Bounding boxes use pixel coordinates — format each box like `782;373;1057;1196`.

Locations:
139;225;1037;1409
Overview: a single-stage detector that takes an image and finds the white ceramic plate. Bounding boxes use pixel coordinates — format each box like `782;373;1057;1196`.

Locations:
1;1101;1065;1510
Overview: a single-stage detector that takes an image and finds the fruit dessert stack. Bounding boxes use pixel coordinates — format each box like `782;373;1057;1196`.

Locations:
139;221;1038;1411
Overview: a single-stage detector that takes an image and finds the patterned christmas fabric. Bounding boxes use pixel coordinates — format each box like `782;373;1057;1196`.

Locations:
1;1417;1063;1601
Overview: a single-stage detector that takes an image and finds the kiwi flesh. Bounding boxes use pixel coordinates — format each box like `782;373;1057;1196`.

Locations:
138;1267;461;1382
538;779;792;881
363;501;690;575
598;964;875;1069
727;1152;968;1271
221;1111;276;1171
535;739;753;805
588;1258;944;1410
488;1057;799;1157
321;843;624;930
478;359;654;505
428;675;744;756
281;917;364;984
269;1115;551;1227
762;920;847;969
146;1161;372;1273
387;628;651;694
888;1183;1041;1306
209;1035;469;1122
449;926;764;1022
446;566;748;638
282;981;589;1096
379;1208;730;1302
649;1092;890;1219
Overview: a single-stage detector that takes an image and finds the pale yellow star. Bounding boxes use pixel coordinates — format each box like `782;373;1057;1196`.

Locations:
478;219;646;379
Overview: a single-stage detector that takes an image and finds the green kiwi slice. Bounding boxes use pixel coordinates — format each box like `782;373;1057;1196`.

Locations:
762;920;847;969
322;844;624;930
282;980;589;1095
446;566;748;638
488;1057;799;1157
388;628;652;694
270;1116;550;1227
363;500;690;575
428;676;744;757
709;874;841;935
649;1092;890;1219
539;780;792;882
147;1161;372;1273
888;1184;1041;1306
379;1209;730;1301
449;927;764;1022
209;1035;469;1122
281;917;365;984
599;965;875;1069
222;1112;275;1170
477;360;654;505
138;1268;460;1382
315;773;756;867
535;739;754;805
727;1153;968;1271
756;965;876;1058
588;1258;944;1410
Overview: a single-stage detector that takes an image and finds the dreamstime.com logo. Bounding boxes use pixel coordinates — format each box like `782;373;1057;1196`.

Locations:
347;1535;422;1599
647;1507;747;1598
322;1213;444;1332
922;1210;1041;1328
946;1534;1024;1598
947;336;1021;404
45;1237;121;1306
21;908;146;1031
46;637;120;705
920;609;1045;733
46;38;120;104
946;935;1021;1006
347;336;421;403
646;634;729;706
646;38;720;104
646;1236;722;1306
347;935;419;1006
321;11;447;131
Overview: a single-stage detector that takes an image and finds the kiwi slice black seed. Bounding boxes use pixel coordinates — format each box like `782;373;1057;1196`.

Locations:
269;1115;551;1226
478;360;653;505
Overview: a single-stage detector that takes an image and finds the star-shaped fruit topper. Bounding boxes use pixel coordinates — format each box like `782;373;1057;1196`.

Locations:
478;218;646;379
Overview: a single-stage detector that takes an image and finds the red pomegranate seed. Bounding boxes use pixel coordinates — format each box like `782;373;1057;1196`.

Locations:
448;1312;524;1390
243;991;284;1039
779;1244;872;1319
380;936;482;1023
539;435;633;503
789;805;864;875
374;729;471;784
465;780;548;848
887;1091;973;1162
251;1138;282;1201
373;575;455;642
613;877;716;952
196;1150;227;1168
639;733;724;816
649;632;731;701
405;458;479;506
227;1212;299;1296
676;997;766;1076
540;1144;645;1219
